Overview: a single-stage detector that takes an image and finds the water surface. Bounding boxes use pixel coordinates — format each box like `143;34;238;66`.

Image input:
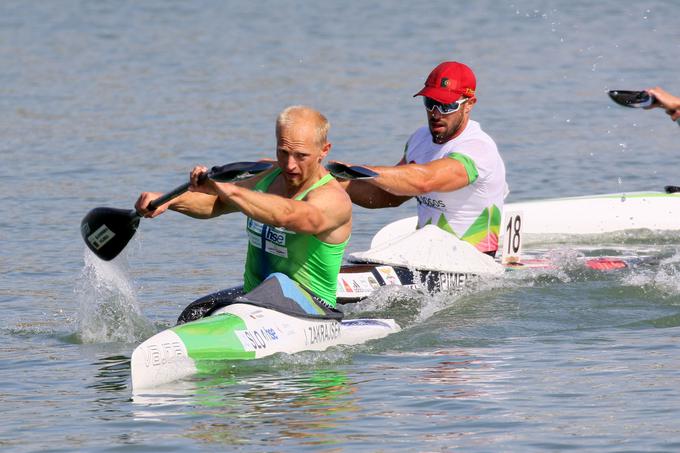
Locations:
2;0;680;451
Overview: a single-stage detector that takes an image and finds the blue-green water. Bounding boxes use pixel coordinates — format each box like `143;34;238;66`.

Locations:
2;0;680;451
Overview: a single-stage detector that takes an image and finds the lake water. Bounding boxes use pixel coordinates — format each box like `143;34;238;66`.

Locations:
2;0;680;451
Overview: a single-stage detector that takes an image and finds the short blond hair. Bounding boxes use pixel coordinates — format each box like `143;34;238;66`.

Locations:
276;105;330;147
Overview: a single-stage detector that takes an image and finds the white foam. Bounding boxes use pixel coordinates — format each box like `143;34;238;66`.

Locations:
74;248;155;343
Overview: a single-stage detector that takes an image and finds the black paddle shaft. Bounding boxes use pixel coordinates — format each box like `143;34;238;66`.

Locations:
325;162;378;180
146;161;273;210
81;161;272;261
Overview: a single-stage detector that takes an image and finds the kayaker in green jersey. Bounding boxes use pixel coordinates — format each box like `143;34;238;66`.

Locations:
135;106;352;309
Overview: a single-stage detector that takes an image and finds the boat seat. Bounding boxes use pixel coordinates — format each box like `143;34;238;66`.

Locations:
176;273;343;325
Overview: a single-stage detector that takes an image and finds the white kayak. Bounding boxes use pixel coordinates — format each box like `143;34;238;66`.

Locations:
372;189;680;247
132;302;399;390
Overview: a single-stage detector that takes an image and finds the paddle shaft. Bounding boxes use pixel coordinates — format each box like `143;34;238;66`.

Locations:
325;162;378;180
145;172;214;212
146;181;190;212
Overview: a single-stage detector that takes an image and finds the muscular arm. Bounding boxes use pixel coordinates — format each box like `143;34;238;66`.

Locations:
335;157;411;209
135;168;269;219
367;157;470;196
198;177;352;243
339;155;470;209
167;191;235;219
341;179;412;208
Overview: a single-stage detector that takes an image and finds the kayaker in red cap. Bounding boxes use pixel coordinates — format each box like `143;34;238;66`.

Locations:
336;61;508;256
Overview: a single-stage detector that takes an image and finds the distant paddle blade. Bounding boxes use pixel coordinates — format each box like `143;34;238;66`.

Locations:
608;90;653;108
325;162;378;180
208;161;273;182
80;207;141;261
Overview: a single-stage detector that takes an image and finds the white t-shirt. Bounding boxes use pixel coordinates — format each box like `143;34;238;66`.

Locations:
404;120;507;253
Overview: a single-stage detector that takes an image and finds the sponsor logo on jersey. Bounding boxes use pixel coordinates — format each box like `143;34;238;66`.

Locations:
247;218;264;234
416;195;446;209
265;227;286;246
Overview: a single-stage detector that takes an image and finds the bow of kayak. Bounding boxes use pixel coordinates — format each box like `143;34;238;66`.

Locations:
131;302;399;390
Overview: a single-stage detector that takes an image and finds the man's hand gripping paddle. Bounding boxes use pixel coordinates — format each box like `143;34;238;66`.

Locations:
80;161;272;261
608;90;680;126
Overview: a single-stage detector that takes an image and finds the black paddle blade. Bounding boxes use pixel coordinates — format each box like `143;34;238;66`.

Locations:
325;162;378;180
608;90;654;108
208;161;273;182
80;207;141;261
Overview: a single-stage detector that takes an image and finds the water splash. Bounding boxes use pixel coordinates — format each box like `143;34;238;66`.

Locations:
623;248;680;298
74;249;155;344
341;273;509;327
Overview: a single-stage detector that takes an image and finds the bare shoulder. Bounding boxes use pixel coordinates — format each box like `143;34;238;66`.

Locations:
307;177;353;240
305;178;352;209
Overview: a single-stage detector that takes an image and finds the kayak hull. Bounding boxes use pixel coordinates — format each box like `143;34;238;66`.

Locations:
337;263;479;303
504;191;680;235
370;190;680;248
131;303;400;390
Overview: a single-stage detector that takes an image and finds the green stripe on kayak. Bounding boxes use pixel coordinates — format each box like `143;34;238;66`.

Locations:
514;192;680;203
172;313;256;361
589;192;680;199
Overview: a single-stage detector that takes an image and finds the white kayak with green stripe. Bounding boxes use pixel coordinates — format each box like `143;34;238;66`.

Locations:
132;305;398;390
131;274;400;390
503;189;680;236
371;189;680;247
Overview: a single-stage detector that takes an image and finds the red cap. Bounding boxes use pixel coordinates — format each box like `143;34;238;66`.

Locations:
414;61;476;104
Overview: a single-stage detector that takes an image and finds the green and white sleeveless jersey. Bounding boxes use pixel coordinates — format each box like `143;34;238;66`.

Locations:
405;120;507;253
243;169;348;307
